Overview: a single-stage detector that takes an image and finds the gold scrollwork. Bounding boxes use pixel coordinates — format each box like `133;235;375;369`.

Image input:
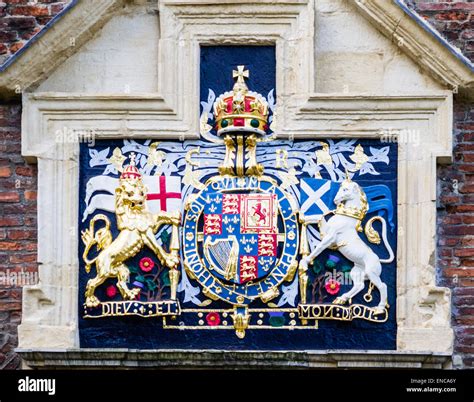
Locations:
298;304;388;323
218;135;237;176
183;148;206;190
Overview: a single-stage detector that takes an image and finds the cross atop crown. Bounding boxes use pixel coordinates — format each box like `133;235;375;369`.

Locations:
129;152;136;166
120;151;141;180
212;65;269;138
232;65;249;93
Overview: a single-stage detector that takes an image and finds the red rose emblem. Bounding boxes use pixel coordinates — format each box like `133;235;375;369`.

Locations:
325;279;341;295
106;285;117;298
139;257;155;272
206;312;221;326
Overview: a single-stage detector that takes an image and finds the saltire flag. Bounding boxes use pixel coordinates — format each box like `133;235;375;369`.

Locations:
300;178;394;231
300;179;339;217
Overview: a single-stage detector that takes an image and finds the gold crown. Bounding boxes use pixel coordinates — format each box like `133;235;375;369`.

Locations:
213;65;269;136
334;203;367;221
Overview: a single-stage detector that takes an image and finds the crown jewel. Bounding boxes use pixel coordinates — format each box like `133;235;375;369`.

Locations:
213;65;269;136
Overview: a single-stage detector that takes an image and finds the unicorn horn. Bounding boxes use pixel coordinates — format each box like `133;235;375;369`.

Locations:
345;168;352;181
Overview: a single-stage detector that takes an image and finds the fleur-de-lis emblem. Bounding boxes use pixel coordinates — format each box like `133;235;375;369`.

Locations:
316;142;332;166
108;147;126;172
209;204;217;213
147;142;166;170
244;244;252;253
350;144;369;171
259;258;271;272
227;226;235;234
222;216;230;225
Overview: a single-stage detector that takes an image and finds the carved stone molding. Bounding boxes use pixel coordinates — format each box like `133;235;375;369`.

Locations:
353;0;474;99
0;0;125;97
1;0;471;100
157;0;316;137
16;349;452;369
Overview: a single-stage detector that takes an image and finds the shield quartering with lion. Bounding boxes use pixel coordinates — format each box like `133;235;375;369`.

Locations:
203;193;278;285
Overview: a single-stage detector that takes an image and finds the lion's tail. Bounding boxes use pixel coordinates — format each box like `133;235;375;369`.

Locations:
364;216;394;264
81;214;112;273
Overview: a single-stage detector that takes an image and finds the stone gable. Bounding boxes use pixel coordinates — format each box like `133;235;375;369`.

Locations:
0;0;472;369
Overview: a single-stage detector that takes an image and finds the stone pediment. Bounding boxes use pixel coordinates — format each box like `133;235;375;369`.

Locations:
0;0;472;99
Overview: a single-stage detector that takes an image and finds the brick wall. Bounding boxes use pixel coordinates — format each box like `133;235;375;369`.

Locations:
408;1;474;369
410;1;474;62
0;102;37;369
0;0;71;65
437;102;474;368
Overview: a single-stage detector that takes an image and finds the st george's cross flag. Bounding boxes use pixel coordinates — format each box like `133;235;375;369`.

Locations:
142;175;182;214
82;175;182;221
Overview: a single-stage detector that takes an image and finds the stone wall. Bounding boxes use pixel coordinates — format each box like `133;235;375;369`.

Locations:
408;1;474;369
0;0;472;369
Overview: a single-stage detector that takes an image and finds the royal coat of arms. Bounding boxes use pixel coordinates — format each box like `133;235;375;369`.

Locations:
79;47;397;348
202;193;278;284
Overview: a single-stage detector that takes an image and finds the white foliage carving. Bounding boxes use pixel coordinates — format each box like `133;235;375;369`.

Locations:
369;146;390;164
177;268;202;304
277;276;299;307
89;147;110;167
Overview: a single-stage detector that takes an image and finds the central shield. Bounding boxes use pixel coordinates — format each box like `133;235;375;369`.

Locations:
203;193;278;284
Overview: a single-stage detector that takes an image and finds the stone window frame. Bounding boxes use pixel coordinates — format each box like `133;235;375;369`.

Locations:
17;0;455;367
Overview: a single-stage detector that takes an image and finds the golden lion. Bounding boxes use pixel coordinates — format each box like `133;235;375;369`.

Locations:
81;173;181;308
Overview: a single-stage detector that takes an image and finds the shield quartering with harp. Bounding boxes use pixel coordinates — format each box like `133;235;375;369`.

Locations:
202;192;278;285
204;236;239;281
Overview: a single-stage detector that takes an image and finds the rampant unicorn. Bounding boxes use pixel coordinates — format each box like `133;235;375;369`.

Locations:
299;174;394;314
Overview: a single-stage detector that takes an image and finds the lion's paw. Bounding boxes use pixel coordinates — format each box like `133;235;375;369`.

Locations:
165;256;179;269
85;296;100;308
